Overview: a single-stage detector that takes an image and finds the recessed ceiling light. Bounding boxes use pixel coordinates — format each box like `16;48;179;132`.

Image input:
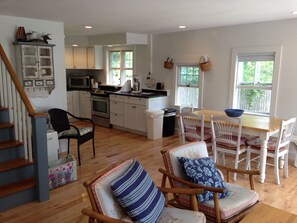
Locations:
85;25;93;29
72;44;78;47
179;25;186;29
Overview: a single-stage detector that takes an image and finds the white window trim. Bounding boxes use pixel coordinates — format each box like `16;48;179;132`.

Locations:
229;46;282;116
173;63;204;108
105;45;135;85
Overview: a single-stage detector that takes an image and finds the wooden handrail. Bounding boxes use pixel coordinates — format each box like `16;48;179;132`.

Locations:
0;44;46;117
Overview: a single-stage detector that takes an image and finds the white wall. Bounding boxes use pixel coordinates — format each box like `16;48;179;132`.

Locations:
0;15;67;112
152;18;297;122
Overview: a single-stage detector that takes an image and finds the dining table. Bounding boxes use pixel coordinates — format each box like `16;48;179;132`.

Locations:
192;109;283;183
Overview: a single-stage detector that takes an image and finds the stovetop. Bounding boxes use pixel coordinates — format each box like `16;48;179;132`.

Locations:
90;84;121;97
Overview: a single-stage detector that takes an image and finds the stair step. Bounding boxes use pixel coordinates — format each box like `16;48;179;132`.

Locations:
0;178;35;197
0;122;14;129
0;140;23;150
0;106;8;111
0;158;33;173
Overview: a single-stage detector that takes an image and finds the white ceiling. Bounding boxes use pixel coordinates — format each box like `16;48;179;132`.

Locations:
0;0;297;36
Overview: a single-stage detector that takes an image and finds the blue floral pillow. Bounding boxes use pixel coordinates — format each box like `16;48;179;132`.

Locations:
177;156;230;202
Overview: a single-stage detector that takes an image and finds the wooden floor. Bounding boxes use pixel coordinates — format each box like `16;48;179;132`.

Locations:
1;124;297;222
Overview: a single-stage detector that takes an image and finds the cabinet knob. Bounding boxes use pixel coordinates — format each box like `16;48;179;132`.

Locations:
132;106;136;108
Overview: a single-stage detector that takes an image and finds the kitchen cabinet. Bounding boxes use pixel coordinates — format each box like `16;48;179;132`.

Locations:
73;47;87;69
110;94;167;134
14;42;55;96
79;91;91;118
67;91;80;117
110;95;125;127
65;47;74;68
65;46;103;69
67;91;91;118
124;97;147;132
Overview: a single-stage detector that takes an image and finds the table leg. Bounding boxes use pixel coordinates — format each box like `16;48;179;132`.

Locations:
259;134;269;183
295;148;297;168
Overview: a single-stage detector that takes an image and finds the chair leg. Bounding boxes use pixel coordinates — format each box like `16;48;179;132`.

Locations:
284;153;289;179
233;153;239;181
280;155;285;169
274;156;280;185
245;149;251;170
77;141;81;166
92;137;95;157
67;139;70;154
213;144;217;163
222;153;226;165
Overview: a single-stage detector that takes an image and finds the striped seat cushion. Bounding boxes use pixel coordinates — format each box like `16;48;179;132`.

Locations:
246;136;283;151
58;127;93;137
111;160;165;223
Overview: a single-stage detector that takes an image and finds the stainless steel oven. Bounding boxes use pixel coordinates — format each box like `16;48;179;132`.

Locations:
92;95;109;118
91;85;121;128
91;94;110;127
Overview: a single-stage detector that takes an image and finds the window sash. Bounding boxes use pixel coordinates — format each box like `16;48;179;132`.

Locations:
108;49;133;85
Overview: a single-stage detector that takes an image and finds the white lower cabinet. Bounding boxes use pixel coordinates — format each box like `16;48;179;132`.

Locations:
67;91;80;117
110;94;167;133
67;91;91;118
79;91;91;118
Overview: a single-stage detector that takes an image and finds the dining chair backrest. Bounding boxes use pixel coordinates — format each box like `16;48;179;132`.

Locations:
210;115;243;148
180;112;206;144
180;104;194;114
275;117;296;155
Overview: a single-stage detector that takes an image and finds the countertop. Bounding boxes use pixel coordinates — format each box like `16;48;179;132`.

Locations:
110;89;168;98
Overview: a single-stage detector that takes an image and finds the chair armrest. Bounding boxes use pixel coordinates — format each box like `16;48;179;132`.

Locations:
159;168;222;222
66;111;95;125
81;208;128;223
158;186;204;211
215;164;260;190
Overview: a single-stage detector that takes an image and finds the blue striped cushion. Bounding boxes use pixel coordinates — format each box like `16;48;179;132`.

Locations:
110;160;165;223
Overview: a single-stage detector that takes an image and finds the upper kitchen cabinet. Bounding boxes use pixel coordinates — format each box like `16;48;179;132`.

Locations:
65;46;103;69
14;42;55;97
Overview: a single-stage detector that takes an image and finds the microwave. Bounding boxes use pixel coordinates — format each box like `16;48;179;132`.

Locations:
67;76;91;89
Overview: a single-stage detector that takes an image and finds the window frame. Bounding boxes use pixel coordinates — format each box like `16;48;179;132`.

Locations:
173;63;204;108
229;46;282;116
106;46;134;85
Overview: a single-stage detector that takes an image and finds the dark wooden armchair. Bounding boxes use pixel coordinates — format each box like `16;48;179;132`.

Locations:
48;108;95;166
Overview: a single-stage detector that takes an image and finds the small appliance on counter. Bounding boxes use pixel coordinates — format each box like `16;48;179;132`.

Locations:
156;82;164;90
132;75;141;93
145;72;155;89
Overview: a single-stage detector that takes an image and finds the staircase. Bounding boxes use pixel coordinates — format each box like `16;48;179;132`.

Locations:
0;44;49;211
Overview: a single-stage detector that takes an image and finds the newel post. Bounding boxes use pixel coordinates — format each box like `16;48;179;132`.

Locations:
31;114;49;202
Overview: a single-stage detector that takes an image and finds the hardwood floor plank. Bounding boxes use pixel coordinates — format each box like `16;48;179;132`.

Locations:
1;123;297;222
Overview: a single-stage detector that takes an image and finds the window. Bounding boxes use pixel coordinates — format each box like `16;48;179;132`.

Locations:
175;65;200;108
230;47;282;116
109;50;133;85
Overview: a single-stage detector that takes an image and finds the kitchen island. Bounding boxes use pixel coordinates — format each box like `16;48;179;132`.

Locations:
109;89;168;135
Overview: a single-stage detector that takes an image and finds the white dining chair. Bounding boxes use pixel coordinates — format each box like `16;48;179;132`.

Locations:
179;112;212;146
179;104;194;113
246;117;296;184
210;115;247;181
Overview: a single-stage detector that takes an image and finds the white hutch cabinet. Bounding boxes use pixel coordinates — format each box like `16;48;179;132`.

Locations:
14;42;55;97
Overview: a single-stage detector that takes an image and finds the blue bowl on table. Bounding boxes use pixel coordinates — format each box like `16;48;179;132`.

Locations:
224;109;244;117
